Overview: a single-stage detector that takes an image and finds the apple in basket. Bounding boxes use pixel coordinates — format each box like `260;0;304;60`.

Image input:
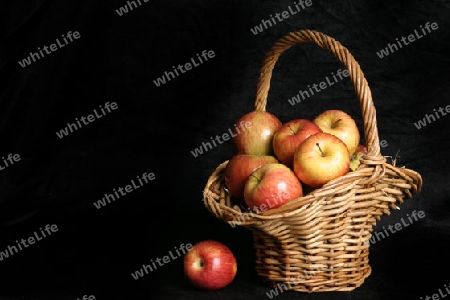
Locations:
272;119;323;168
232;111;282;156
293;132;350;188
313;109;360;155
350;144;368;171
244;163;303;213
184;240;237;290
224;154;279;199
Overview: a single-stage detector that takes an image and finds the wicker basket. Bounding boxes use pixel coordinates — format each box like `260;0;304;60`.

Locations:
202;29;423;293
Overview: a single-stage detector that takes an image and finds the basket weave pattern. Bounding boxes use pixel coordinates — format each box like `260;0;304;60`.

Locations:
203;30;423;293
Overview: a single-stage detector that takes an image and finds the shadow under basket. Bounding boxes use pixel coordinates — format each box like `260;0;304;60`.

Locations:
202;29;423;293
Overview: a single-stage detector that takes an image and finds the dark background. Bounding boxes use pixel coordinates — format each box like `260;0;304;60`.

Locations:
1;0;450;299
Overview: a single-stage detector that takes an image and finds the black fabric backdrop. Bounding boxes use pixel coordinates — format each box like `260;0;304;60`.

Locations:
1;0;450;299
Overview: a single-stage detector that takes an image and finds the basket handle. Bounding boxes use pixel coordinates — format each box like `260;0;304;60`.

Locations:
255;29;381;158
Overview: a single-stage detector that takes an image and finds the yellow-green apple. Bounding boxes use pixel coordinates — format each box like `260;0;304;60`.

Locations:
232;111;282;155
313;110;360;155
350;144;368;171
244;163;303;213
272;119;322;168
293;132;350;188
184;240;237;290
224;154;279;199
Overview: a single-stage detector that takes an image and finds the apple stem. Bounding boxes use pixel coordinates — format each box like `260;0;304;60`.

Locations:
250;173;261;183
195;258;204;269
288;125;296;135
316;143;324;156
332;119;342;128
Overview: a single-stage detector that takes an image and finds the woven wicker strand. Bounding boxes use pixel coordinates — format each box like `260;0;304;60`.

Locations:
203;29;423;293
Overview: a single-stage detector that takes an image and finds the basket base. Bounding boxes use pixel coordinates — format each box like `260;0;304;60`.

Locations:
252;229;373;293
262;266;371;293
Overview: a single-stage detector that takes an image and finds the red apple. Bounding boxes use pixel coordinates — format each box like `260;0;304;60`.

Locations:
184;240;237;290
232;111;282;155
272;119;322;168
312;109;360;155
293;132;350;188
244;163;303;213
350;144;368;171
224;154;279;199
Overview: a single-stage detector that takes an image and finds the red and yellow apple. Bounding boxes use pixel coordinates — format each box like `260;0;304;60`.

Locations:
272;119;322;168
293;132;350;188
244;163;303;213
232;111;282;155
184;240;237;290
313;110;360;155
224;154;279;199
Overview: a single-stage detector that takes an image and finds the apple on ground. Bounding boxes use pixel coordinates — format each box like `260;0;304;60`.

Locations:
184;240;237;290
350;144;368;171
244;163;303;213
293;132;350;188
224;154;279;199
272;119;322;168
232;110;282;156
313;109;360;155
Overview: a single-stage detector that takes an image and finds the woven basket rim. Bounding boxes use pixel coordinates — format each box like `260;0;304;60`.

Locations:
203;156;421;223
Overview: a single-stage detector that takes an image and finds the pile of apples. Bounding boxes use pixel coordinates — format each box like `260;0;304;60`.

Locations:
224;109;368;213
